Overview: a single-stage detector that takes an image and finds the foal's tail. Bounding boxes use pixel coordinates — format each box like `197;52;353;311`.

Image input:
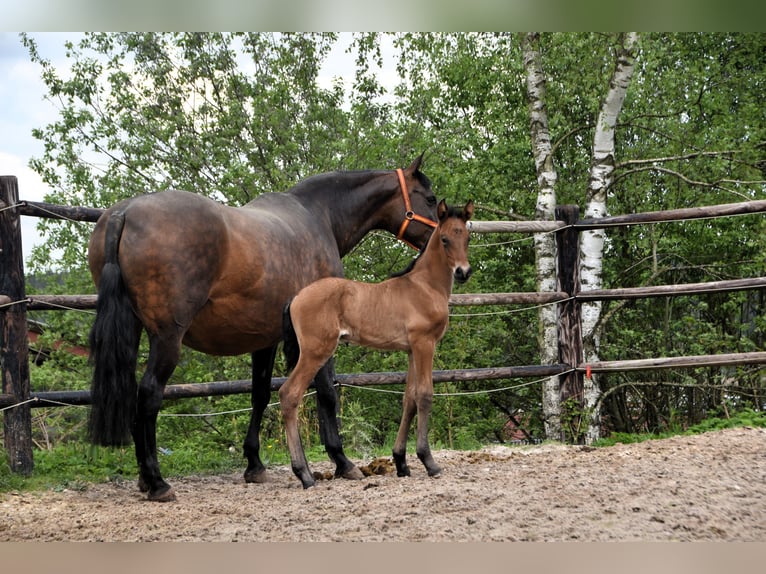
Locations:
282;299;300;371
87;210;140;447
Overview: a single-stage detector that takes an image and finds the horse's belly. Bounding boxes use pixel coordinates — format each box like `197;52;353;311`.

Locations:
182;301;283;356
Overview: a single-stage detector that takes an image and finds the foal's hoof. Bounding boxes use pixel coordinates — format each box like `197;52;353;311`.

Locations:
244;469;270;484
338;466;365;481
147;485;176;502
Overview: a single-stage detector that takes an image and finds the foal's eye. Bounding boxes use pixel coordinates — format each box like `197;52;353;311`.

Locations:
441;236;449;247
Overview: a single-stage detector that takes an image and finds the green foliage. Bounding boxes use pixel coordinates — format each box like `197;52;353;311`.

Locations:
338;399;379;459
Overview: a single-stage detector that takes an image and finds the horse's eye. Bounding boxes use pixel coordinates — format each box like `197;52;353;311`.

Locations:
426;195;437;207
441;236;449;246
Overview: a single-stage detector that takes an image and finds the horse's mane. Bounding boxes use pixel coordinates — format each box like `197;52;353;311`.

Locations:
288;169;432;196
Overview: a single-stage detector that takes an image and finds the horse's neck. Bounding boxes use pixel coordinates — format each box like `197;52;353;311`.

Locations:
303;173;393;257
411;238;454;299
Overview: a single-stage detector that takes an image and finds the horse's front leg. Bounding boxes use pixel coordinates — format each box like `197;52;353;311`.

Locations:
243;346;278;483
314;358;364;480
414;379;441;477
412;341;441;477
392;355;418;477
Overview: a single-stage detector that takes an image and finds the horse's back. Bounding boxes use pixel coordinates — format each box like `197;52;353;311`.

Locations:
88;189;345;354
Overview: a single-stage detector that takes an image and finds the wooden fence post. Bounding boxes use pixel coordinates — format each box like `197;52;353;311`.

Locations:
555;205;585;443
0;176;33;474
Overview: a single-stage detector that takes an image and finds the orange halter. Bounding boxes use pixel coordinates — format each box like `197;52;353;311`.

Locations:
395;168;438;250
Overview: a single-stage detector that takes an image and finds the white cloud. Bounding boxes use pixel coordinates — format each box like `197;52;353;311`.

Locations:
0;152;50;265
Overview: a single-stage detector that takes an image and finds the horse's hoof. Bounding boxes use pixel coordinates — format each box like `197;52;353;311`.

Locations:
137;477;149;493
339;466;365;481
244;469;269;484
396;466;411;478
427;467;443;478
147;486;176;502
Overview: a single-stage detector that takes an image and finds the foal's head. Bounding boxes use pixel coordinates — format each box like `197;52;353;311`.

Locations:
435;199;474;284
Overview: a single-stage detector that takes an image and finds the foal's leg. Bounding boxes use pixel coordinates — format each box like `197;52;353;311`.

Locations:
134;333;181;502
279;352;326;488
412;341;441;477
243;346;278;483
392;355;418;477
392;344;441;478
314;357;364;480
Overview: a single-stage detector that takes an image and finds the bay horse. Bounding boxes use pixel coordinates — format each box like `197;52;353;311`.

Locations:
87;156;439;501
281;199;473;488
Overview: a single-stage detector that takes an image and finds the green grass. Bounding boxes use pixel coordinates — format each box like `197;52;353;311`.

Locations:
592;408;766;447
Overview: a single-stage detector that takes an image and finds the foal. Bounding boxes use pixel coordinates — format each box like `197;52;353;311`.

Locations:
281;200;473;488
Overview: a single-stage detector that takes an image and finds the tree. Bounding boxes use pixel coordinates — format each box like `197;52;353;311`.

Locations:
580;32;639;443
520;32;562;440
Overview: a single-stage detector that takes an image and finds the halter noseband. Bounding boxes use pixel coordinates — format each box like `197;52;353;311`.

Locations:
395;168;438;250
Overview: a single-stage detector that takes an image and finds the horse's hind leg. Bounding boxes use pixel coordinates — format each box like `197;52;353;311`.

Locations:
243;346;277;483
134;333;181;502
279;356;324;488
314;358;364;480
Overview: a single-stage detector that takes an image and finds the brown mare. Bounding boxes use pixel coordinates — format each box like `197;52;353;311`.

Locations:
87;156;439;501
281;200;473;488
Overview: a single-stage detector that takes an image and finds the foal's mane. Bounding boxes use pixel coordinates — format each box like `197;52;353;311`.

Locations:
389;204;464;278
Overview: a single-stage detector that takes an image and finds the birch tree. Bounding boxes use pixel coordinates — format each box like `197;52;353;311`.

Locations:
521;32;561;440
580;32;639;443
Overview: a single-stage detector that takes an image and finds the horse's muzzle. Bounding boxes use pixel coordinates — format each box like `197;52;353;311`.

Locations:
454;266;473;284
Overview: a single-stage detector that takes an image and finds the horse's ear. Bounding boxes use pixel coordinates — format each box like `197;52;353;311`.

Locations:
463;200;474;221
437;199;448;221
406;152;425;174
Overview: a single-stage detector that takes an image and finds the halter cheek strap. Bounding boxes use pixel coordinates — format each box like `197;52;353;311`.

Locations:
395;168;438;250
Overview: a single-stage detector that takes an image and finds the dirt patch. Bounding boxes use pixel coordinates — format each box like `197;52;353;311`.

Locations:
1;427;764;542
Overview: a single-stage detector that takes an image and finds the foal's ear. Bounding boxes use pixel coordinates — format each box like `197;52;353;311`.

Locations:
437;199;448;221
406;152;425;174
462;200;474;221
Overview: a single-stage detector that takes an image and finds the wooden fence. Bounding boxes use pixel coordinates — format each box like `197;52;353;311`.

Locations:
2;174;766;474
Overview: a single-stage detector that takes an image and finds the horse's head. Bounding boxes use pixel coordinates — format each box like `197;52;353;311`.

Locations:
436;199;474;284
395;154;439;250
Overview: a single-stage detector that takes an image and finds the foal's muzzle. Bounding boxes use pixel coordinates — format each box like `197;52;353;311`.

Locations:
454;266;473;284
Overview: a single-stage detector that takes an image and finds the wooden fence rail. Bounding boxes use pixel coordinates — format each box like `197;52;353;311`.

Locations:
2;173;766;474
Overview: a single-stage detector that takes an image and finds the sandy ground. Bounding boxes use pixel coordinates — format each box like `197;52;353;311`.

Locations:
1;426;764;542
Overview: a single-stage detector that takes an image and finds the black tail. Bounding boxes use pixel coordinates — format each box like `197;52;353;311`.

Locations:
87;211;140;447
282;299;300;371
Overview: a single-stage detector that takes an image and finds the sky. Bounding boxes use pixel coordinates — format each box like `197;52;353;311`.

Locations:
0;32;390;266
0;32;80;264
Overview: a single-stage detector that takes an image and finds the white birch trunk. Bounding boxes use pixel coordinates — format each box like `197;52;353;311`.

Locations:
581;32;639;444
522;33;561;441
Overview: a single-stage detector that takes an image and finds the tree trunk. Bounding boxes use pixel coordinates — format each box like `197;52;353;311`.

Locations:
580;32;639;444
521;32;562;440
